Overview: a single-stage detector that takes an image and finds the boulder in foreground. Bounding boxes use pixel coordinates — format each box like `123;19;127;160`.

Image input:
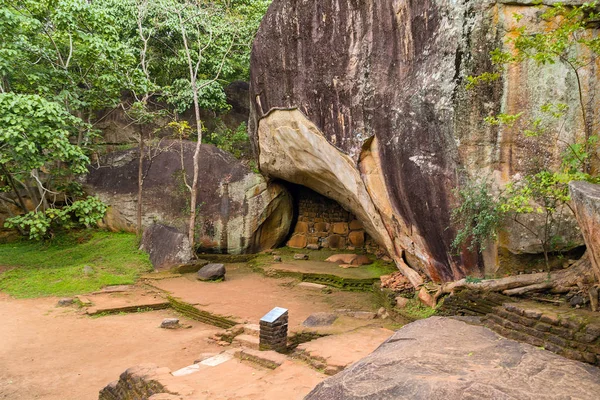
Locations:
196;264;226;281
305;317;600;400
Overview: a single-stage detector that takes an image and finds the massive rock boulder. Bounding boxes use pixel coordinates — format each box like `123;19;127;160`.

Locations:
305;317;600;400
86;140;292;254
570;181;600;282
249;0;598;282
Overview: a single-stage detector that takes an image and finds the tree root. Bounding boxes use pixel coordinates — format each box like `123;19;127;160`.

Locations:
434;252;597;305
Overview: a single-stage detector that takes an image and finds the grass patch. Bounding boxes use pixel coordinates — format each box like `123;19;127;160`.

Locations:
364;260;398;278
0;231;152;298
397;298;438;320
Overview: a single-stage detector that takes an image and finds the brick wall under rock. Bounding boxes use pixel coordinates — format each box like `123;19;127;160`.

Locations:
286;187;379;252
484;302;600;366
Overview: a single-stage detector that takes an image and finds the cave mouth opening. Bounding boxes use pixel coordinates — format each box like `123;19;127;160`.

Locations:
276;181;377;253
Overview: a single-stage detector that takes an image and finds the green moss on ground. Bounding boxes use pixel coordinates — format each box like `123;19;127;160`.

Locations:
0;231;152;298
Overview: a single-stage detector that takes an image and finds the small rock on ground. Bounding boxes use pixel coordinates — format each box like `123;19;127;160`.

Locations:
197;264;226;281
377;307;389;319
294;254;309;260
395;297;409;308
273;256;282;262
306;244;320;250
160;318;180;329
303;312;339;327
57;298;74;307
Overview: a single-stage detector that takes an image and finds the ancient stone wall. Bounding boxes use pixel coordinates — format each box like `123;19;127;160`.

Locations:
485;303;600;366
98;364;192;400
286;187;373;251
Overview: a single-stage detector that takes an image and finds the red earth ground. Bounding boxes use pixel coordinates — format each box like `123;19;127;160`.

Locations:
0;264;396;399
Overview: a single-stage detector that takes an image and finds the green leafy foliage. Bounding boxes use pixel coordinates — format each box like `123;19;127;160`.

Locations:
0;0;270;239
206;122;250;158
5;197;108;240
451;177;504;252
454;2;600;266
0;93;89;174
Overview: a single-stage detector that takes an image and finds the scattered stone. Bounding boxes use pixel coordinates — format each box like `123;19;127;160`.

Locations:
83;265;94;276
418;287;436;308
351;255;371;265
298;282;328;290
340;264;358;269
160;318;180;329
395;296;410;309
196;263;226;281
294;254;309;260
217;341;230;347
306;244;320;250
303;312;339;327
273;255;282;262
377;307;389;319
57;298;74;307
326;254;357;264
568;293;587;308
381;272;412;291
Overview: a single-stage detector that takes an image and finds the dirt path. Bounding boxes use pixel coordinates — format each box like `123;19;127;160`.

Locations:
0;294;222;400
0;264;398;399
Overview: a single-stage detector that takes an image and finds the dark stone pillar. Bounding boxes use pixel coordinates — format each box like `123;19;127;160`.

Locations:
259;307;288;352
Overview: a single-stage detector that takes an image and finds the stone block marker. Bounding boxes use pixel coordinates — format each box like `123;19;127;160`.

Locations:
260;307;288;353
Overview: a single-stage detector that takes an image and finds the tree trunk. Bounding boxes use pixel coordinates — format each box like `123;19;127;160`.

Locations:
188;85;202;250
137;124;144;237
435;252;596;303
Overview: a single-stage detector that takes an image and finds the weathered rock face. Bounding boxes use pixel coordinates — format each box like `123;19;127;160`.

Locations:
305;317;600;400
140;224;193;270
570;181;600;282
86;141;292;254
250;0;598;282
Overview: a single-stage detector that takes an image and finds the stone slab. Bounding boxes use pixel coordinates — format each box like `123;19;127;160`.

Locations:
260;307;289;324
297;282;328;290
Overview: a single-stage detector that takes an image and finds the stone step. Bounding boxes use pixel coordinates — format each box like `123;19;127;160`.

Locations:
172;352;235;377
232;334;260;350
234;349;287;370
243;323;260;337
